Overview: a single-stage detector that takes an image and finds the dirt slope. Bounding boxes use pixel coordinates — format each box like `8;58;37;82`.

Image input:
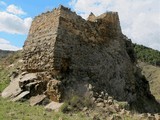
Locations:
138;62;160;101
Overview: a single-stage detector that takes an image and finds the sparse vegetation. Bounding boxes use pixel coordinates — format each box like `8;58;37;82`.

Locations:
0;50;14;59
118;101;129;109
0;50;22;92
0;97;90;120
60;102;70;113
60;95;93;113
0;69;10;92
0;50;22;66
133;44;160;100
0;96;139;120
138;62;160;101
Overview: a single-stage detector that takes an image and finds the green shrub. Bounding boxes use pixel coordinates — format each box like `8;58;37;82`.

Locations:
118;101;129;109
133;44;160;66
60;95;92;113
83;97;93;108
69;95;80;107
60;102;70;113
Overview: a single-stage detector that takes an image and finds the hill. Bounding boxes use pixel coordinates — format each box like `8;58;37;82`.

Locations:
138;62;160;101
0;50;14;59
134;44;160;66
133;44;160;101
0;50;22;92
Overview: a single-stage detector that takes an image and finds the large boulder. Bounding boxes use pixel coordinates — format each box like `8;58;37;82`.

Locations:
2;75;22;98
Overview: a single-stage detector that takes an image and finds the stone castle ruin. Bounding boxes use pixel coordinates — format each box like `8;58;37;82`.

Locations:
2;5;160;113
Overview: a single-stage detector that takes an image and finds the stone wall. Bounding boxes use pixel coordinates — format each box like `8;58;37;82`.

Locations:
50;6;135;101
23;6;123;73
23;9;60;72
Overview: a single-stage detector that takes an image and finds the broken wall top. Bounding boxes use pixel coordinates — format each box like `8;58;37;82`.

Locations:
23;5;122;73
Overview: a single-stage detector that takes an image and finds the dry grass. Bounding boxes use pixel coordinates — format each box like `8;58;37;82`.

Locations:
0;97;90;120
138;62;160;101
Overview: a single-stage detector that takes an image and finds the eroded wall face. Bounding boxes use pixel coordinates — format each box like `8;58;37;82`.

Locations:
52;8;136;101
23;9;60;72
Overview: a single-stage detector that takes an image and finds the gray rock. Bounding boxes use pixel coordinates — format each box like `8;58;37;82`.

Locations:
108;106;117;113
29;94;46;106
104;100;108;104
119;109;126;115
21;72;28;76
110;114;122;120
126;110;132;116
108;96;113;100
2;75;22;98
92;97;96;102
20;73;37;83
45;101;63;112
98;94;103;98
82;77;90;81
96;102;104;107
82;107;88;111
155;114;160;120
108;99;113;105
12;91;30;102
114;104;121;112
96;98;103;103
101;91;104;96
88;84;92;90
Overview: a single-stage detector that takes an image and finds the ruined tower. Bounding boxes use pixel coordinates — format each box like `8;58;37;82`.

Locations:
3;5;160;113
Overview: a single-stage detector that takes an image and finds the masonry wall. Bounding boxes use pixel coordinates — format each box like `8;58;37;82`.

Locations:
21;6;160;112
23;6;137;101
52;7;137;101
23;9;61;72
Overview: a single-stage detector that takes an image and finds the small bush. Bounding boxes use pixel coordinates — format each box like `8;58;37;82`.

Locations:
118;101;129;109
83;97;93;108
60;102;70;113
69;95;80;107
60;95;92;113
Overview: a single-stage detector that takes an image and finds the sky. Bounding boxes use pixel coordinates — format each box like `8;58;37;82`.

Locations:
0;0;160;51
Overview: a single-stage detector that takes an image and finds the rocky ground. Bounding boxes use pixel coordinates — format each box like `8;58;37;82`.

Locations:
0;51;160;120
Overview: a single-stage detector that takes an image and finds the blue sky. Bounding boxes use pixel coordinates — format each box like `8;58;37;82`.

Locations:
2;0;70;16
0;0;160;51
0;0;70;50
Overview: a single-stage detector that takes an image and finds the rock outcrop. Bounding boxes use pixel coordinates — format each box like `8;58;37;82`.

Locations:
2;5;160;113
